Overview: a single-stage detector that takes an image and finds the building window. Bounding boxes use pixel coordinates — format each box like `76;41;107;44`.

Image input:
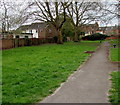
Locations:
29;30;32;33
16;35;19;38
25;36;28;38
36;30;38;33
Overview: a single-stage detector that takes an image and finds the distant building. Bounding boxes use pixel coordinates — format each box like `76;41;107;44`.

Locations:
95;30;104;34
99;25;120;36
80;22;99;36
98;27;106;34
17;22;57;38
13;33;33;39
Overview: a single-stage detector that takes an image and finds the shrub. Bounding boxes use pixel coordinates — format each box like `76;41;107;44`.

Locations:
53;36;58;43
82;33;109;41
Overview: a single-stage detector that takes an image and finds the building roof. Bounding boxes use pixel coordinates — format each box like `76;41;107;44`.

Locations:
99;26;119;31
99;27;106;31
30;22;47;29
18;22;47;31
17;25;31;31
81;22;99;27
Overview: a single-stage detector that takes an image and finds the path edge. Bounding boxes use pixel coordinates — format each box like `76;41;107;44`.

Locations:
38;43;102;103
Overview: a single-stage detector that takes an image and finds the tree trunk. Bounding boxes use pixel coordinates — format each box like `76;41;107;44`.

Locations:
57;29;63;44
74;27;79;42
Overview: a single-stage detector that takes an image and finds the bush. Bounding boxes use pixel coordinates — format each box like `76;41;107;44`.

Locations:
63;35;67;42
53;36;58;43
82;33;109;41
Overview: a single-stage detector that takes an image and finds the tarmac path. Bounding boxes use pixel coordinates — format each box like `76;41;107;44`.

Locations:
40;42;118;103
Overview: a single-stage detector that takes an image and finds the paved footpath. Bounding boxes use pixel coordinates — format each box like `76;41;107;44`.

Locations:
40;42;118;103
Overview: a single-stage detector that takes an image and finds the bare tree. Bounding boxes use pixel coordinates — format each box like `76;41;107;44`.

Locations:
100;0;119;17
96;0;119;34
0;1;9;33
0;0;32;34
30;1;71;44
67;1;106;41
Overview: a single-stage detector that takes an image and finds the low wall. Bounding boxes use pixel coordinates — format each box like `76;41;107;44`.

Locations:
106;36;120;40
0;38;55;50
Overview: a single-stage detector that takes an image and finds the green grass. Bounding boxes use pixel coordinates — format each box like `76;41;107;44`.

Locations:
110;39;120;45
0;50;2;105
109;39;120;62
81;40;101;43
110;48;119;62
109;39;120;105
2;41;100;104
109;71;120;105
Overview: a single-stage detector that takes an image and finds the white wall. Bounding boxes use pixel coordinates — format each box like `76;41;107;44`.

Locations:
32;29;38;38
26;30;30;33
22;29;38;38
22;30;30;33
99;32;103;34
85;32;91;36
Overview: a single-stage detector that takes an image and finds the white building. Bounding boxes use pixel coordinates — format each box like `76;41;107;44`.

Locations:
13;33;33;38
19;22;47;38
22;29;38;38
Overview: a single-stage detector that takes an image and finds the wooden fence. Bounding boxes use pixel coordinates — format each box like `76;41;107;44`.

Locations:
106;36;120;40
0;38;55;50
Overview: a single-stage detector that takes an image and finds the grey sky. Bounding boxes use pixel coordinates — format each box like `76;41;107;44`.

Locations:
0;0;119;29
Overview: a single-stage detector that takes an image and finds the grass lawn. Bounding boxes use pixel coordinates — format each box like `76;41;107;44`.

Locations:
109;39;119;62
109;39;120;104
0;50;2;104
109;71;120;105
110;48;119;62
2;41;100;104
110;39;120;45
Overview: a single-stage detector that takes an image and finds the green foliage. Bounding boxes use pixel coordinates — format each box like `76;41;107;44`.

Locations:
61;19;74;41
61;21;85;41
109;71;120;105
82;33;109;41
53;36;58;43
77;30;85;40
2;41;100;104
78;31;85;36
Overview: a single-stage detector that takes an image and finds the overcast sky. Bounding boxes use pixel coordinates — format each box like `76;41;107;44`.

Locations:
0;0;119;28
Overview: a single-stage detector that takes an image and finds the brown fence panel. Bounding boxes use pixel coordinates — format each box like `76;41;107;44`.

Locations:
1;38;55;50
2;39;14;49
14;39;19;47
18;39;25;47
106;36;120;40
